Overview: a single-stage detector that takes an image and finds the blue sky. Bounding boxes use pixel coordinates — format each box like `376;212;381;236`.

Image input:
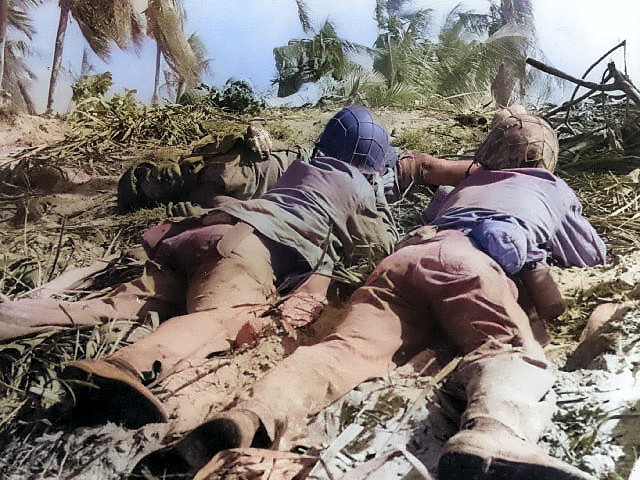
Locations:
24;0;640;113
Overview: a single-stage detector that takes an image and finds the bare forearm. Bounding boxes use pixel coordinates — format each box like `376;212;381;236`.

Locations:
423;155;477;186
398;151;479;188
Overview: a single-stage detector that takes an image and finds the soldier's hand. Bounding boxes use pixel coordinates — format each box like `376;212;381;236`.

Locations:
244;123;273;160
166;201;205;218
278;292;328;335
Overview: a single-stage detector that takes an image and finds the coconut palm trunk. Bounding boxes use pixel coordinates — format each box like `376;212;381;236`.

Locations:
17;78;35;113
151;43;161;104
46;0;71;114
491;0;534;106
0;0;9;90
500;0;533;24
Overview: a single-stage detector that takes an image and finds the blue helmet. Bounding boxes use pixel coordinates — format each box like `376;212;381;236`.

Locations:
315;105;393;174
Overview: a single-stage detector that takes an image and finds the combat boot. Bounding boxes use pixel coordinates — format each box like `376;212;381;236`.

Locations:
58;357;167;429
133;408;270;479
56;306;267;429
438;353;595;480
56;311;233;428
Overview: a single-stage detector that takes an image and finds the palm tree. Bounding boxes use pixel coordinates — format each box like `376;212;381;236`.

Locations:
373;0;431;89
275;20;347;97
177;33;208;101
151;42;161;105
145;0;201;104
488;0;536;106
0;1;42;92
294;0;312;34
0;1;8;90
0;0;43;110
410;7;528;110
158;32;209;103
46;0;70;113
46;0;144;113
4;39;37;113
275;14;370;98
273;0;377;97
497;0;533;27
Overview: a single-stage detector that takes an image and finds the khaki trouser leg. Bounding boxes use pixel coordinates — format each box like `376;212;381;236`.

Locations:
237;230;546;444
0;260;184;341
237;279;426;444
401;230;544;360
55;225;275;429
108;228;276;382
185;240;275;312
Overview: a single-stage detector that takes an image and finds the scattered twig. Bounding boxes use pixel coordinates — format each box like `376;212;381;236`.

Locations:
47;217;67;282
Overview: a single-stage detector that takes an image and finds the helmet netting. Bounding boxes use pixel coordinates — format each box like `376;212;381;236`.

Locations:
475;113;559;172
315;105;390;173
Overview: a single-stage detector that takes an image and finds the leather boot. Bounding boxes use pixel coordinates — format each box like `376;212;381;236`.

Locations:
55;307;266;429
55;312;235;430
438;353;595;480
57;358;167;429
133;408;270;478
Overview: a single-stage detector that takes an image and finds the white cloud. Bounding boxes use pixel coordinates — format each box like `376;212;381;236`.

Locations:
533;0;640;83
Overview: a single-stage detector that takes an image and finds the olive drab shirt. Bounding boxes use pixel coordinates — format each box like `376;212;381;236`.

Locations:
187;139;309;206
210;157;398;276
117;136;308;213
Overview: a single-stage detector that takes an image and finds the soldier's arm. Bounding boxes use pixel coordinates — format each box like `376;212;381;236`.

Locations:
397;151;479;189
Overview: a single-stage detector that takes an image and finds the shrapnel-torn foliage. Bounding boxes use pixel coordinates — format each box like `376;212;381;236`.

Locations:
11;75;265;178
550;100;640;257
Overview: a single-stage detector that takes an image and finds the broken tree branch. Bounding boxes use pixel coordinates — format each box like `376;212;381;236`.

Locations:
526;58;619;92
526;57;640;110
608;62;640;107
563;41;626;123
580;40;626;84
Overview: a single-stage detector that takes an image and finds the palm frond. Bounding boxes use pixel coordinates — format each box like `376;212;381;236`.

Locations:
339;65;386;103
273;18;363;96
69;0;144;60
362;78;422;108
373;1;433;89
145;0;201;91
454;11;492;36
2;40;37;113
7;5;35;39
295;0;312;33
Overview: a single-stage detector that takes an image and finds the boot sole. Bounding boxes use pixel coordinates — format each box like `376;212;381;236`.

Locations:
438;451;593;480
59;360;167;429
133;417;244;477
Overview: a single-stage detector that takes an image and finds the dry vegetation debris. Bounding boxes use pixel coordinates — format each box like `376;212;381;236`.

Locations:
0;101;639;479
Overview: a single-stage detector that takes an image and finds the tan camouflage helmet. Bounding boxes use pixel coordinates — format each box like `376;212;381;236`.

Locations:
475;107;559;172
490;104;528;127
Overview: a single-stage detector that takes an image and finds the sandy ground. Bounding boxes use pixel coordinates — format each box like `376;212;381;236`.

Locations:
0;114;70;161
